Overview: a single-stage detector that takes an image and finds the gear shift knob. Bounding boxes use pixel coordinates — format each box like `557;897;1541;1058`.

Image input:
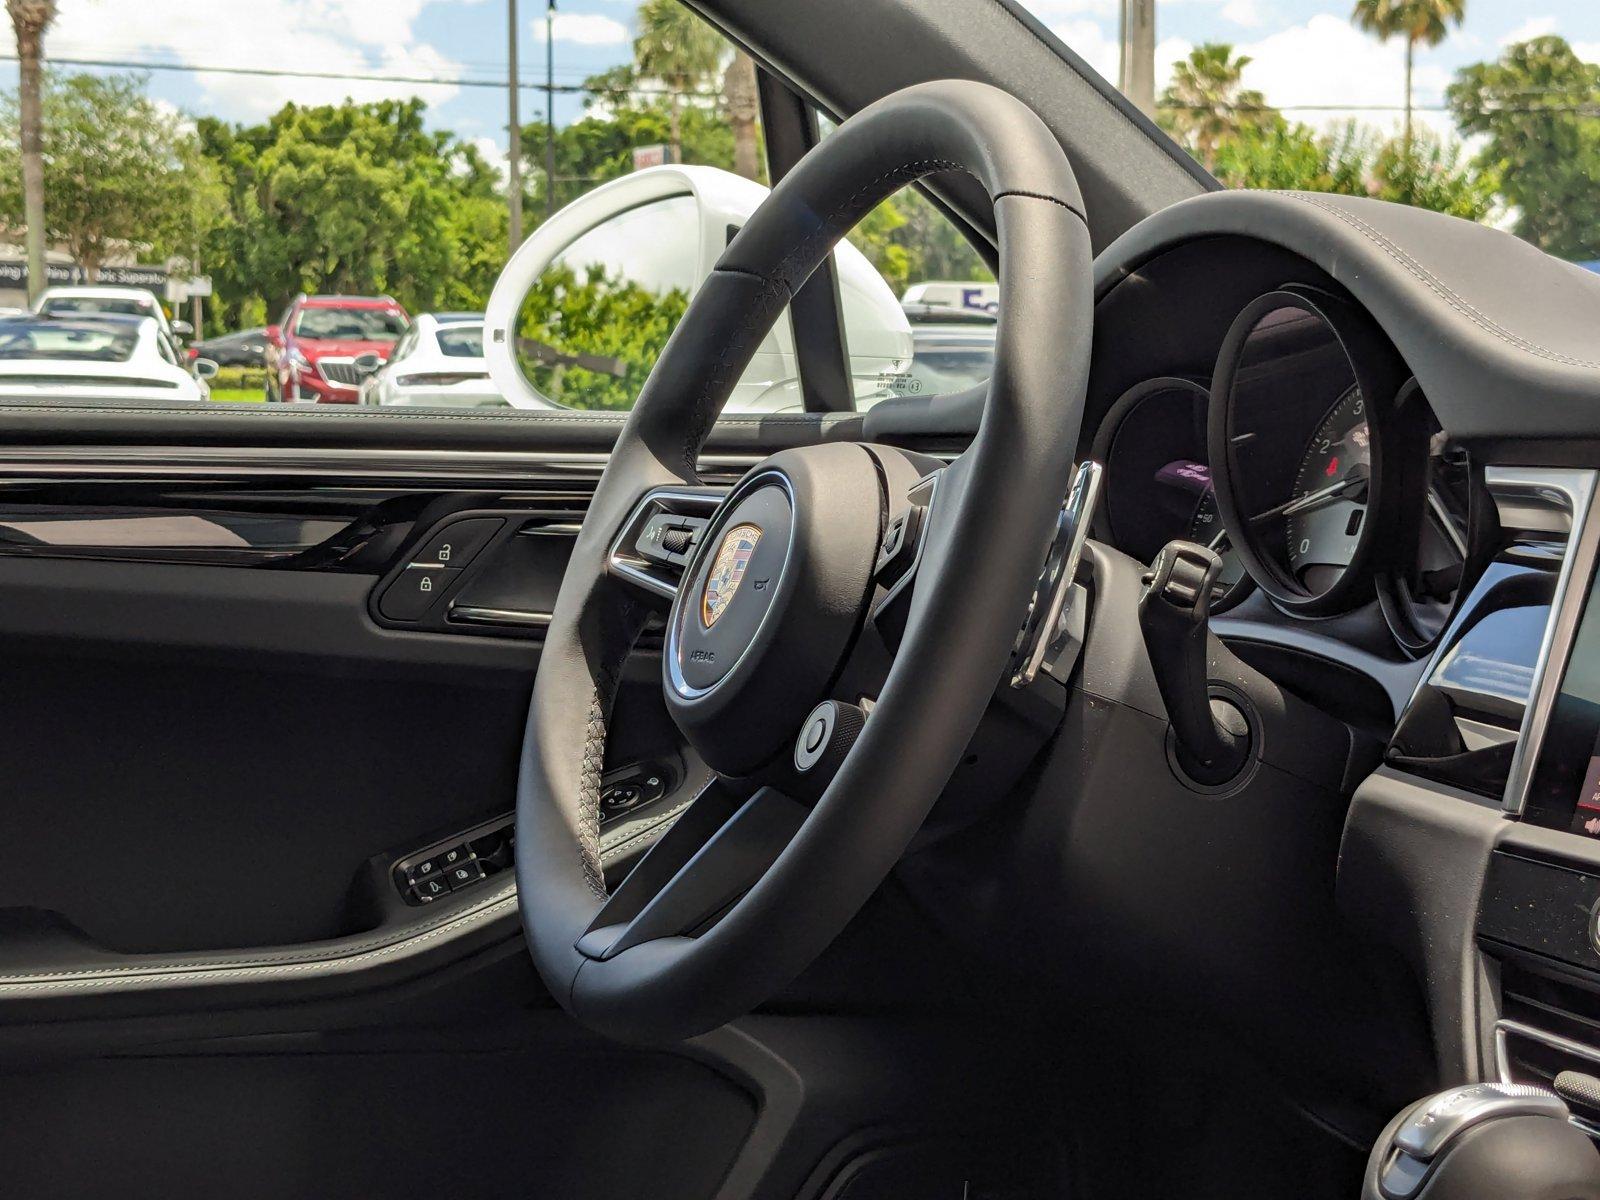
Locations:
1363;1082;1600;1200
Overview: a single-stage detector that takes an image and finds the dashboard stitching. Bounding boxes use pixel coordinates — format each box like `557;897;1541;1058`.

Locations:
1281;191;1600;371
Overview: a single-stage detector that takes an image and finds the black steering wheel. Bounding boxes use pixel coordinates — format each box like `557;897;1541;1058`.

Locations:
516;80;1093;1044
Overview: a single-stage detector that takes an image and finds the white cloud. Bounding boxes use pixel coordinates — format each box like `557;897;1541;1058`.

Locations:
1220;0;1266;29
1578;42;1600;64
1050;19;1191;93
529;12;629;46
1026;0;1118;15
1502;16;1558;45
48;0;467;118
1238;13;1455;138
1050;18;1120;81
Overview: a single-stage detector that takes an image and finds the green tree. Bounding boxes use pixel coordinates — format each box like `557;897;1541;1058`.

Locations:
632;0;723;166
1448;36;1600;259
1158;43;1277;169
198;97;506;321
1351;0;1467;156
6;0;54;301
515;262;687;410
0;72;224;278
847;189;993;296
1209;119;1496;222
518;99;735;212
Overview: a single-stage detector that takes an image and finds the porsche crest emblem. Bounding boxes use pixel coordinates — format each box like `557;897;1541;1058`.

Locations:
702;523;762;628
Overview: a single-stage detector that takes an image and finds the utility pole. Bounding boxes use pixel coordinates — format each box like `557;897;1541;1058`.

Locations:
1118;0;1156;118
545;0;556;217
507;0;523;253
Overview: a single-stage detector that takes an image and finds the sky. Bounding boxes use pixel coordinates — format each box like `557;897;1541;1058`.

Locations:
4;0;1598;162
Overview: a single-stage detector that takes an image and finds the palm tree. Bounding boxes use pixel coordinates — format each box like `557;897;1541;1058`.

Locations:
1158;43;1275;170
723;49;761;182
7;0;55;303
1351;0;1467;156
633;0;723;166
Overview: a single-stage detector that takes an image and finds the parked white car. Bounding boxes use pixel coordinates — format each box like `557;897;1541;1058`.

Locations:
0;314;215;403
32;285;191;340
356;313;509;408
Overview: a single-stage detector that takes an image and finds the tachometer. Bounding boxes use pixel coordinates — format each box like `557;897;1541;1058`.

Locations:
1284;385;1369;593
1208;288;1417;617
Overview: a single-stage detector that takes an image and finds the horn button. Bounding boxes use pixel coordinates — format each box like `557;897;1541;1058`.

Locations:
664;447;885;776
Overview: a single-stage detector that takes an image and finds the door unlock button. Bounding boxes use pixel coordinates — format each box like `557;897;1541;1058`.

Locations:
412;518;503;570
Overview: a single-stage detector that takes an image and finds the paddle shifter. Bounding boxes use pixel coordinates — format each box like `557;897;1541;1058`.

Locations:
1138;540;1251;787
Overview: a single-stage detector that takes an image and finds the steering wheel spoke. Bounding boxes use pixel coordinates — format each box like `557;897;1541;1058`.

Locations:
605;484;727;603
575;784;807;961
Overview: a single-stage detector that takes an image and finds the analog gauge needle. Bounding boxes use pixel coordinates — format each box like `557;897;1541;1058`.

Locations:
1250;465;1369;527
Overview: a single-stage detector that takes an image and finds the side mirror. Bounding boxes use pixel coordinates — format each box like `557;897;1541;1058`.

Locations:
351;352;383;376
193;357;220;379
483;165;912;413
265;325;282;346
171;320;195;339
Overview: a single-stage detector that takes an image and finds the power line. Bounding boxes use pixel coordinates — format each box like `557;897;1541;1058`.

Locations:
0;52;722;99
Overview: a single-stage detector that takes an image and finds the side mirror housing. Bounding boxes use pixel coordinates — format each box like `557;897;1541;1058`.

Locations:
351;352;383;375
483;164;912;413
171;320;195;339
193;357;220;379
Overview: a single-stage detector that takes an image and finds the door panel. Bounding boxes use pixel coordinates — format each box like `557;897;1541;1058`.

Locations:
0;428;1031;1200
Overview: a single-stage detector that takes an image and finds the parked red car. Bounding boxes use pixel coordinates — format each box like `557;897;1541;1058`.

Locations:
263;294;410;403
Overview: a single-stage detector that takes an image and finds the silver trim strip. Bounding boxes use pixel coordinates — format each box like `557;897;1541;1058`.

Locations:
1495;467;1600;815
447;605;553;629
0;445;763;484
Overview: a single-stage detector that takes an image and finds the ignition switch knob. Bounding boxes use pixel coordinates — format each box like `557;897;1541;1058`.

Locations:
794;700;867;782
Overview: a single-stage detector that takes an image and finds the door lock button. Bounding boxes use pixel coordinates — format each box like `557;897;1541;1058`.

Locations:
412;518;503;570
379;565;460;621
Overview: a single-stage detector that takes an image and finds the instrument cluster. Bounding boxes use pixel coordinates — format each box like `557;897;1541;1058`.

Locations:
1094;285;1474;654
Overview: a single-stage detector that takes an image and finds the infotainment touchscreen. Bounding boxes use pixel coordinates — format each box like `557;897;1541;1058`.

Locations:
1522;563;1600;837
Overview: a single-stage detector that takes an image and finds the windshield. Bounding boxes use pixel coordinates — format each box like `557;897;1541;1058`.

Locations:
1016;1;1600;262
40;296;154;318
293;308;407;342
0;320;138;362
437;326;484;359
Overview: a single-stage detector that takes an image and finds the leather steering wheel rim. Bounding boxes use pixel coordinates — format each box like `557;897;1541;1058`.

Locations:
516;79;1094;1044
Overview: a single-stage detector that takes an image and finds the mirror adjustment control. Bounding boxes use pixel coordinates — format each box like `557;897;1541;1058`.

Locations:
412;518;503;570
380;565;460;621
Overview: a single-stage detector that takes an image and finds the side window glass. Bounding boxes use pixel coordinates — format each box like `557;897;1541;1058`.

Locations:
845;189;996;407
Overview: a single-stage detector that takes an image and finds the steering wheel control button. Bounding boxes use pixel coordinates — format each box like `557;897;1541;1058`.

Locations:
794;700;867;778
411;518;503;570
873;506;921;580
637;513;709;567
379;565;460;621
